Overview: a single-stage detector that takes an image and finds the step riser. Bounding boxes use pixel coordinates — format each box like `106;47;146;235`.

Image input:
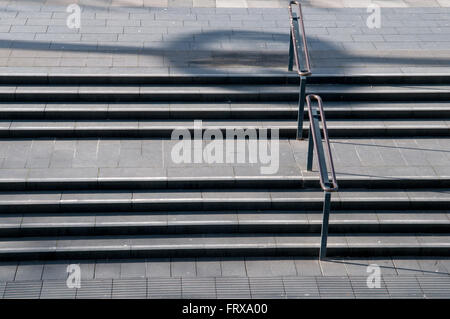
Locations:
1;109;448;120
0;246;447;261
3;92;450;103
2;127;449;138
1;75;449;85
0;200;447;213
2;223;448;238
1;179;449;191
0;76;299;86
0;93;296;103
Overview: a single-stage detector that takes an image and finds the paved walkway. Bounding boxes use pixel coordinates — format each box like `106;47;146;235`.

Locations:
0;1;449;75
1;257;449;298
2;0;450;9
2;257;449;281
2;275;450;298
0;138;448;182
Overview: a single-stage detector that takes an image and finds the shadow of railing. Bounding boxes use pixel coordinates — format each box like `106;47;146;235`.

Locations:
1;27;450;75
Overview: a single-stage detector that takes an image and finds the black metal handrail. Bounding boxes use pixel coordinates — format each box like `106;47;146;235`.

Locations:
288;0;311;140
288;1;311;76
287;2;339;259
306;94;338;193
305;94;338;260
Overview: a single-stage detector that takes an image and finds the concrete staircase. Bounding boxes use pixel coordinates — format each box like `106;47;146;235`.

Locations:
0;74;449;261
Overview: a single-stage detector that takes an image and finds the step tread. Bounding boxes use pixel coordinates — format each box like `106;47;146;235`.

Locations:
0;211;447;229
0;120;447;138
0;166;448;187
1;84;450;93
0;234;448;253
0;189;448;205
0;101;449;112
1;119;449;128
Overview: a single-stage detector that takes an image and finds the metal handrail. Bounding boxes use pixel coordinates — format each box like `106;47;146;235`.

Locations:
305;94;338;260
306;94;338;193
288;0;311;139
288;1;311;76
287;2;337;259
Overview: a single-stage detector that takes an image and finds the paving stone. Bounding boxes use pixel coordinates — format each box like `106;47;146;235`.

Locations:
112;279;147;299
0;281;5;298
41;280;76;299
246;257;297;276
342;259;371;276
94;262;121;279
75;279;112;299
120;260;147;279
0;263;17;282
283;277;320;298
146;258;171;277
319;260;349;276
249;277;286;298
417;259;449;275
182;277;216;298
392;258;424;275
216;276;250;298
294;258;323;276
316;277;355;299
42;262;69;280
15;262;44;281
148;277;182;298
171;258;197;277
196;258;222;277
349;276;390;298
221;258;247;277
416;276;450;298
78;262;96;280
3;281;42;299
383;276;425;298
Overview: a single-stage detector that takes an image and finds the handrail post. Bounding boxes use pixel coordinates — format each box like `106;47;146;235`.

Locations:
297;76;306;139
319;192;331;260
288;30;294;71
307;123;314;170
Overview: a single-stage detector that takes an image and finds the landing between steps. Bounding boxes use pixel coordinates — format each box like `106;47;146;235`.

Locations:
0;138;448;190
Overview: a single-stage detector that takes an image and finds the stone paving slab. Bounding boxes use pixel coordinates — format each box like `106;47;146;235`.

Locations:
1;257;449;281
0;274;449;298
0;2;448;75
0;138;448;184
1;0;450;9
40;279;76;298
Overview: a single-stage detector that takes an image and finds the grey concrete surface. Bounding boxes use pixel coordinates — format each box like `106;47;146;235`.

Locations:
1;257;449;283
0;138;448;182
0;1;448;75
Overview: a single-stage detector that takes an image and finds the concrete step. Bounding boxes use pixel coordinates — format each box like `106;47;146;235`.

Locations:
0;167;448;191
0;210;448;237
0;102;449;120
1;84;449;102
0;233;448;260
0;74;447;263
0;189;448;213
0;119;448;138
1;74;449;85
